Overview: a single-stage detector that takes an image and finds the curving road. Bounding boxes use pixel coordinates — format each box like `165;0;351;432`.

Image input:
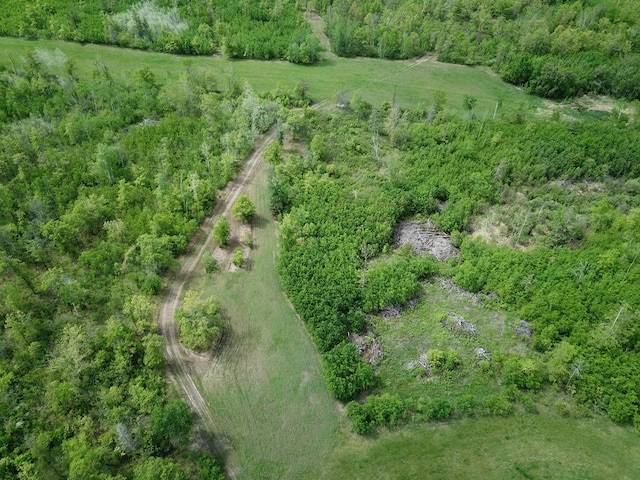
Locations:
158;126;278;476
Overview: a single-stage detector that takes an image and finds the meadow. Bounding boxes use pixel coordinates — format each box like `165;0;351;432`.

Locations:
0;36;539;115
320;413;640;479
183;155;339;479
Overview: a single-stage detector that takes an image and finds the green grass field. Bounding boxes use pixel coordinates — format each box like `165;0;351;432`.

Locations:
184;157;339;480
0;36;540;115
320;413;640;479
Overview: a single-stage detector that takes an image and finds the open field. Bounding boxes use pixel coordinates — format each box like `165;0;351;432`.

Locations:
320;413;640;479
183;154;339;479
0;36;540;115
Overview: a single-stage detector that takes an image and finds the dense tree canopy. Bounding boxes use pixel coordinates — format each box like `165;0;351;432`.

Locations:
314;0;640;99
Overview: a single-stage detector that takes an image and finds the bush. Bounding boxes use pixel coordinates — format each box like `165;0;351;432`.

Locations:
175;291;222;352
202;254;218;273
232;247;244;267
322;342;375;402
427;348;462;372
480;394;513;416
347;394;407;434
424;397;453;420
212;216;230;247
456;394;478;416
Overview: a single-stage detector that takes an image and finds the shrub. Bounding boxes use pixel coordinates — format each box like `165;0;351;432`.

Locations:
424;397;453;420
212;216;230;247
202;254;218;273
175;291;222;352
322;342;375;402
232;247;244;267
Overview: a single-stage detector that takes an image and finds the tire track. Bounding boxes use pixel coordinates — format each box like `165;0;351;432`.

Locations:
158;126;278;479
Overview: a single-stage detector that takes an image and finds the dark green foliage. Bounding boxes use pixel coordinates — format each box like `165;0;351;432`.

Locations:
150;399;193;453
423;397;454;421
347;394;407;434
499;354;548;391
0;55;277;477
363;253;437;312
276;97;640;428
0;0;321;62
202;254;218;274
216;0;319;62
322;342;375;402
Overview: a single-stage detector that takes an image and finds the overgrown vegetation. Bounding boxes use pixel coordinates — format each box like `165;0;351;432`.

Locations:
175;290;222;352
0;50;279;478
274;90;640;432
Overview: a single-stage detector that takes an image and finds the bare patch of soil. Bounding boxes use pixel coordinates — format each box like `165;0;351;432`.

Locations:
394;219;458;261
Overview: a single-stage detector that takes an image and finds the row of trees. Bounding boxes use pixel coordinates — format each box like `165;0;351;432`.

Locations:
0;0;322;62
274;91;640;429
0;50;279;477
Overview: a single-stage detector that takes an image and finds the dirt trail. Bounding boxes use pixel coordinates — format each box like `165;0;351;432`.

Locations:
306;11;336;59
158;126;277;478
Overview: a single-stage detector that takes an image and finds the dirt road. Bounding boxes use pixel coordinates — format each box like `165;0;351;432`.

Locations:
158;126;278;476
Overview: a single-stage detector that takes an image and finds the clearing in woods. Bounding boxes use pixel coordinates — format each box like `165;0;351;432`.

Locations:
0;36;540;115
319;413;640;479
183;143;339;480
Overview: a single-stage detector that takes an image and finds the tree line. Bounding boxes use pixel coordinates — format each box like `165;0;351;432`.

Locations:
0;0;322;63
313;0;640;99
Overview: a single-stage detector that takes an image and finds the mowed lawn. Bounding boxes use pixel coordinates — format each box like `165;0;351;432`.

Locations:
321;413;640;480
185;155;339;480
0;36;539;115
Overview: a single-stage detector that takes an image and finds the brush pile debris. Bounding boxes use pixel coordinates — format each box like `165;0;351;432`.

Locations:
394;220;459;261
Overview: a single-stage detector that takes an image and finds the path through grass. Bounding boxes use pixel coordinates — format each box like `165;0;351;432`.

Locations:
185;155;339;479
0;36;540;115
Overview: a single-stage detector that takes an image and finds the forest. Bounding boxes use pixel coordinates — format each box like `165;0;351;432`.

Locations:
315;0;640;100
1;0;640;478
0;0;321;62
0;48;284;478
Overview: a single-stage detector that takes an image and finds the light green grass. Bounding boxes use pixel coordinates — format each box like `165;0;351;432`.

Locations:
185;158;339;480
0;36;540;114
320;413;640;479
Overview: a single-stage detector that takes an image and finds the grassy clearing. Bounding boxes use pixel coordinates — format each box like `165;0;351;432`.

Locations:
320;413;640;479
184;157;339;480
0;36;539;114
